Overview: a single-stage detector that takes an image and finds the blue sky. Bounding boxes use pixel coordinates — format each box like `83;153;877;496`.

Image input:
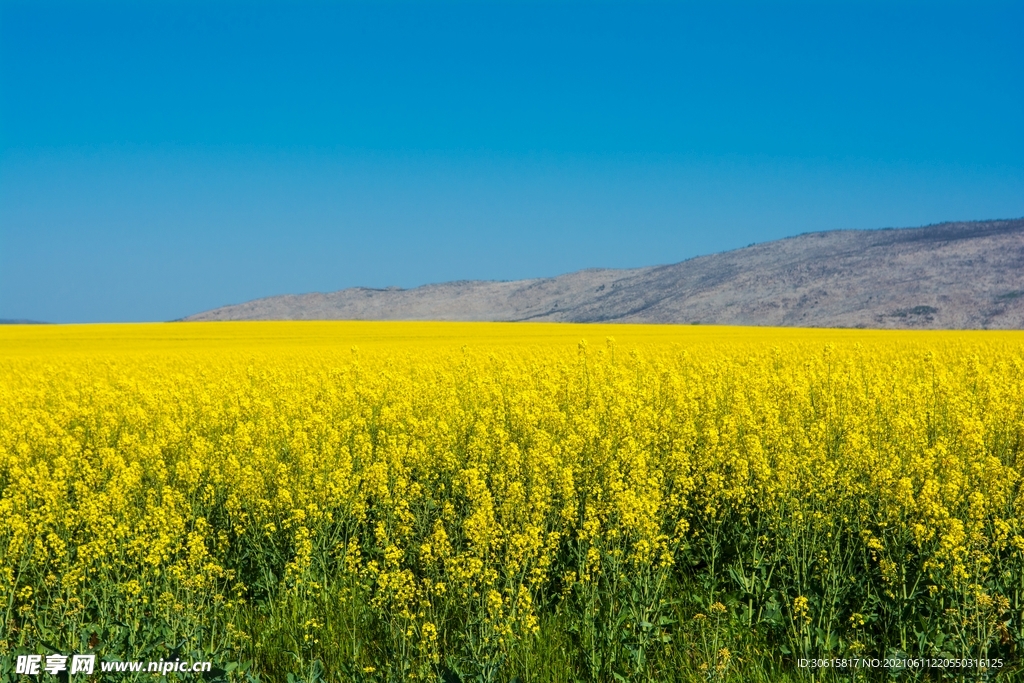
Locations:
1;1;1022;323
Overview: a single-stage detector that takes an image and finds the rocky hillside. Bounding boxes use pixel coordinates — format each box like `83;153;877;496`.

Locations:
185;218;1024;329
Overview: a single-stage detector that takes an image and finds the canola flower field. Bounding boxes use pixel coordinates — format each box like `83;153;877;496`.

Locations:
1;322;1022;682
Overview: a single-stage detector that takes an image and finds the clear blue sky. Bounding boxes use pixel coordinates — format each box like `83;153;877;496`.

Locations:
2;1;1022;323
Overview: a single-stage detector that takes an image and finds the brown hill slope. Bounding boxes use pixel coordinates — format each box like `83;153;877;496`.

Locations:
185;218;1024;329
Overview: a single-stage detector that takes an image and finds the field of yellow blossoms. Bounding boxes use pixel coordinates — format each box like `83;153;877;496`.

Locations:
1;322;1022;682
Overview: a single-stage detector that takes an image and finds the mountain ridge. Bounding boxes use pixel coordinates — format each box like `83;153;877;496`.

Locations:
184;218;1024;329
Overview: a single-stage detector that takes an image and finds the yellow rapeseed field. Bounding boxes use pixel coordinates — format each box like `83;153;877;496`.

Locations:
1;322;1021;681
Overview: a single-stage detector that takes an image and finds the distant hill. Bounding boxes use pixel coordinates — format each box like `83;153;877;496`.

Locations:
0;319;48;325
185;218;1024;329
